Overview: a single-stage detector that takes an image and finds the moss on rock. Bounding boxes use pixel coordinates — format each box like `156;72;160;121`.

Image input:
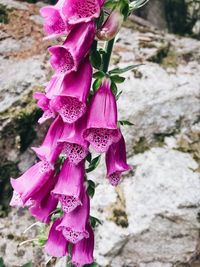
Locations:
0;86;43;212
0;4;9;24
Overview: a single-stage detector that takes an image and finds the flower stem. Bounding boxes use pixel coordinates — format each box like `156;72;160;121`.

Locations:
102;38;115;73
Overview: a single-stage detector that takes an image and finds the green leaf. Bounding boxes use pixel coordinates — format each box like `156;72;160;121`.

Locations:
86;152;92;163
92;79;102;92
121;1;130;20
119;120;134;126
116;90;123;100
97;9;104;28
86;155;101;173
84;263;98;267
21;262;32;267
87;185;95;198
0;258;5;267
51;208;63;221
87;180;96;189
110;75;125;83
36;235;47;247
104;0;118;9
90;50;102;70
111;81;118;95
109;64;142;75
90;215;102;228
93;71;105;79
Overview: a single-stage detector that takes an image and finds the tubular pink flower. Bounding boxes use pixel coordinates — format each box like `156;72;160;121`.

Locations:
10;161;53;205
83;78;121;153
48;22;95;74
32;116;64;165
44;74;64;98
45;218;69;257
62;0;103;24
33;92;55;124
72;224;94;267
58;116;89;164
57;190;90;244
28;175;58;224
40;0;71;39
106;134;132;186
97;9;124;41
51;159;85;213
48;58;92;123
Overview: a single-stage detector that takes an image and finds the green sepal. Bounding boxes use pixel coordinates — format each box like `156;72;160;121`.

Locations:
111;81;118;95
92;78;102;92
93;71;105;79
116;90;123;100
110;75;125;83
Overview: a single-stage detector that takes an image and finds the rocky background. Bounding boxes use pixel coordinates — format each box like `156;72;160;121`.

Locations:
0;0;200;266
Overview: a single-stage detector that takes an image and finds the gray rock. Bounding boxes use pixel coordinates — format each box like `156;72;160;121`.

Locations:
30;15;44;25
115;27;200;155
0;210;45;266
0;0;29;10
1;1;200;266
0;37;33;54
93;147;200;267
193;20;200;36
0;56;46;113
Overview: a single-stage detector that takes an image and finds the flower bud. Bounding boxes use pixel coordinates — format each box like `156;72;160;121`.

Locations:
97;9;124;41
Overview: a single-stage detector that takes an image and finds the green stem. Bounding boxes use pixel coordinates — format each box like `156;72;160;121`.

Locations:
102;38;115;73
91;40;98;51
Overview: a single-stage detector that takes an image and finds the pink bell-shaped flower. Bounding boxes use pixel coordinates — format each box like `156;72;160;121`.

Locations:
72;224;94;267
33;92;55;124
58;115;89;164
57;189;90;244
10;161;54;205
51;159;85;213
48;22;95;74
29;175;58;224
106;133;132;186
32;116;64;165
48;58;92;123
83;78;121;153
45;218;69;257
40;0;70;39
62;0;103;24
97;8;124;41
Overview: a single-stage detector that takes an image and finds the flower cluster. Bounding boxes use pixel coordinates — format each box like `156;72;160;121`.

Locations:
10;0;133;266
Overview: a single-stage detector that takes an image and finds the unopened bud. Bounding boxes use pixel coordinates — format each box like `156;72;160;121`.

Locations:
96;9;124;41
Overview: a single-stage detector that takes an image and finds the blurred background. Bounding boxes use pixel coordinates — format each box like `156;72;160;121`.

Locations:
0;0;200;266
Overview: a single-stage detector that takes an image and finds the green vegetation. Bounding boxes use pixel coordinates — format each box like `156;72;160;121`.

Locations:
165;0;200;36
0;88;43;214
0;4;9;24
